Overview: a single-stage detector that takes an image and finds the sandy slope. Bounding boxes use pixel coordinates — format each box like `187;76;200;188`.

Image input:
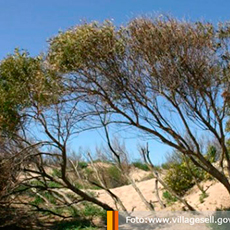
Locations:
94;178;230;211
95;178;230;229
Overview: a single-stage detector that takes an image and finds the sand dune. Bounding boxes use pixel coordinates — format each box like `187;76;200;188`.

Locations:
95;178;230;211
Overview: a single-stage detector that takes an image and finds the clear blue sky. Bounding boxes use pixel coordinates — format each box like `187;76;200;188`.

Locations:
1;0;230;164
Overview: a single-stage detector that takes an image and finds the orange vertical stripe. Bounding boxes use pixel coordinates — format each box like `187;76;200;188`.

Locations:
107;211;113;230
113;211;119;230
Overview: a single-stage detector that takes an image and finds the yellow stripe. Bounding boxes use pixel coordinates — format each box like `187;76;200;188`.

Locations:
107;211;113;230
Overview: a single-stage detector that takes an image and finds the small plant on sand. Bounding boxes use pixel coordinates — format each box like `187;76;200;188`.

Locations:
199;191;209;203
81;202;106;219
162;191;178;205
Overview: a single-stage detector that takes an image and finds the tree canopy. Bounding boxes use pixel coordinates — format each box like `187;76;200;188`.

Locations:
45;17;230;193
2;16;230;224
0;49;61;134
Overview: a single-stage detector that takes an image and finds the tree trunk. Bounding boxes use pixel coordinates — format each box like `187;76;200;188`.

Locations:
155;179;166;208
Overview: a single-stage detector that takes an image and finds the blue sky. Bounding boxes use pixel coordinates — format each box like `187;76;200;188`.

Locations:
1;0;230;59
0;0;230;164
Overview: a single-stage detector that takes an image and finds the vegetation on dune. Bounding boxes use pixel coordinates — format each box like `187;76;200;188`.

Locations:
2;15;230;228
162;191;178;205
163;148;215;196
132;161;150;171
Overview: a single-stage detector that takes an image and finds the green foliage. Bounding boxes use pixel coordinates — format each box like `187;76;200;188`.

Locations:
164;163;194;196
105;165;129;188
48;21;126;73
0;50;37;133
0;49;60;134
29;180;44;187
78;161;88;169
69;208;80;218
51;203;105;229
164;161;206;196
73;179;100;190
43;191;57;204
47;181;62;188
14;184;30;193
162;191;177;205
86;165;129;188
84;167;94;176
199;191;208;203
81;202;106;219
30;191;57;207
107;165;122;181
52;168;62;177
161;162;171;170
30;196;44;206
74;181;84;189
132;161;150;171
92;159;112;164
205;145;218;163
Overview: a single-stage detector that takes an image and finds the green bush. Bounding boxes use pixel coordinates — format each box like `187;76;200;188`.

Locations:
81;202;106;219
30;195;44;206
162;191;177;205
205;145;218;163
105;165;129;188
86;165;129;188
30;191;57;207
78;161;88;169
52;168;62;177
161;162;171;170
132;161;150;171
199;191;208;203
48;181;62;188
164;161;206;196
43;191;57;204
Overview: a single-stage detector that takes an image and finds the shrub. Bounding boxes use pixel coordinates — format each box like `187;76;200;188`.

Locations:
78;161;88;169
86;165;129;188
132;161;150;171
162;191;177;205
164;161;206;196
164;163;194;196
43;191;57;204
52;168;62;177
161;162;172;170
81;202;106;219
199;191;208;203
30;195;44;206
105;165;129;188
47;181;62;188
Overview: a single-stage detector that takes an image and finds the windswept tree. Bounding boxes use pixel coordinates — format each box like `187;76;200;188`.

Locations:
47;17;230;195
